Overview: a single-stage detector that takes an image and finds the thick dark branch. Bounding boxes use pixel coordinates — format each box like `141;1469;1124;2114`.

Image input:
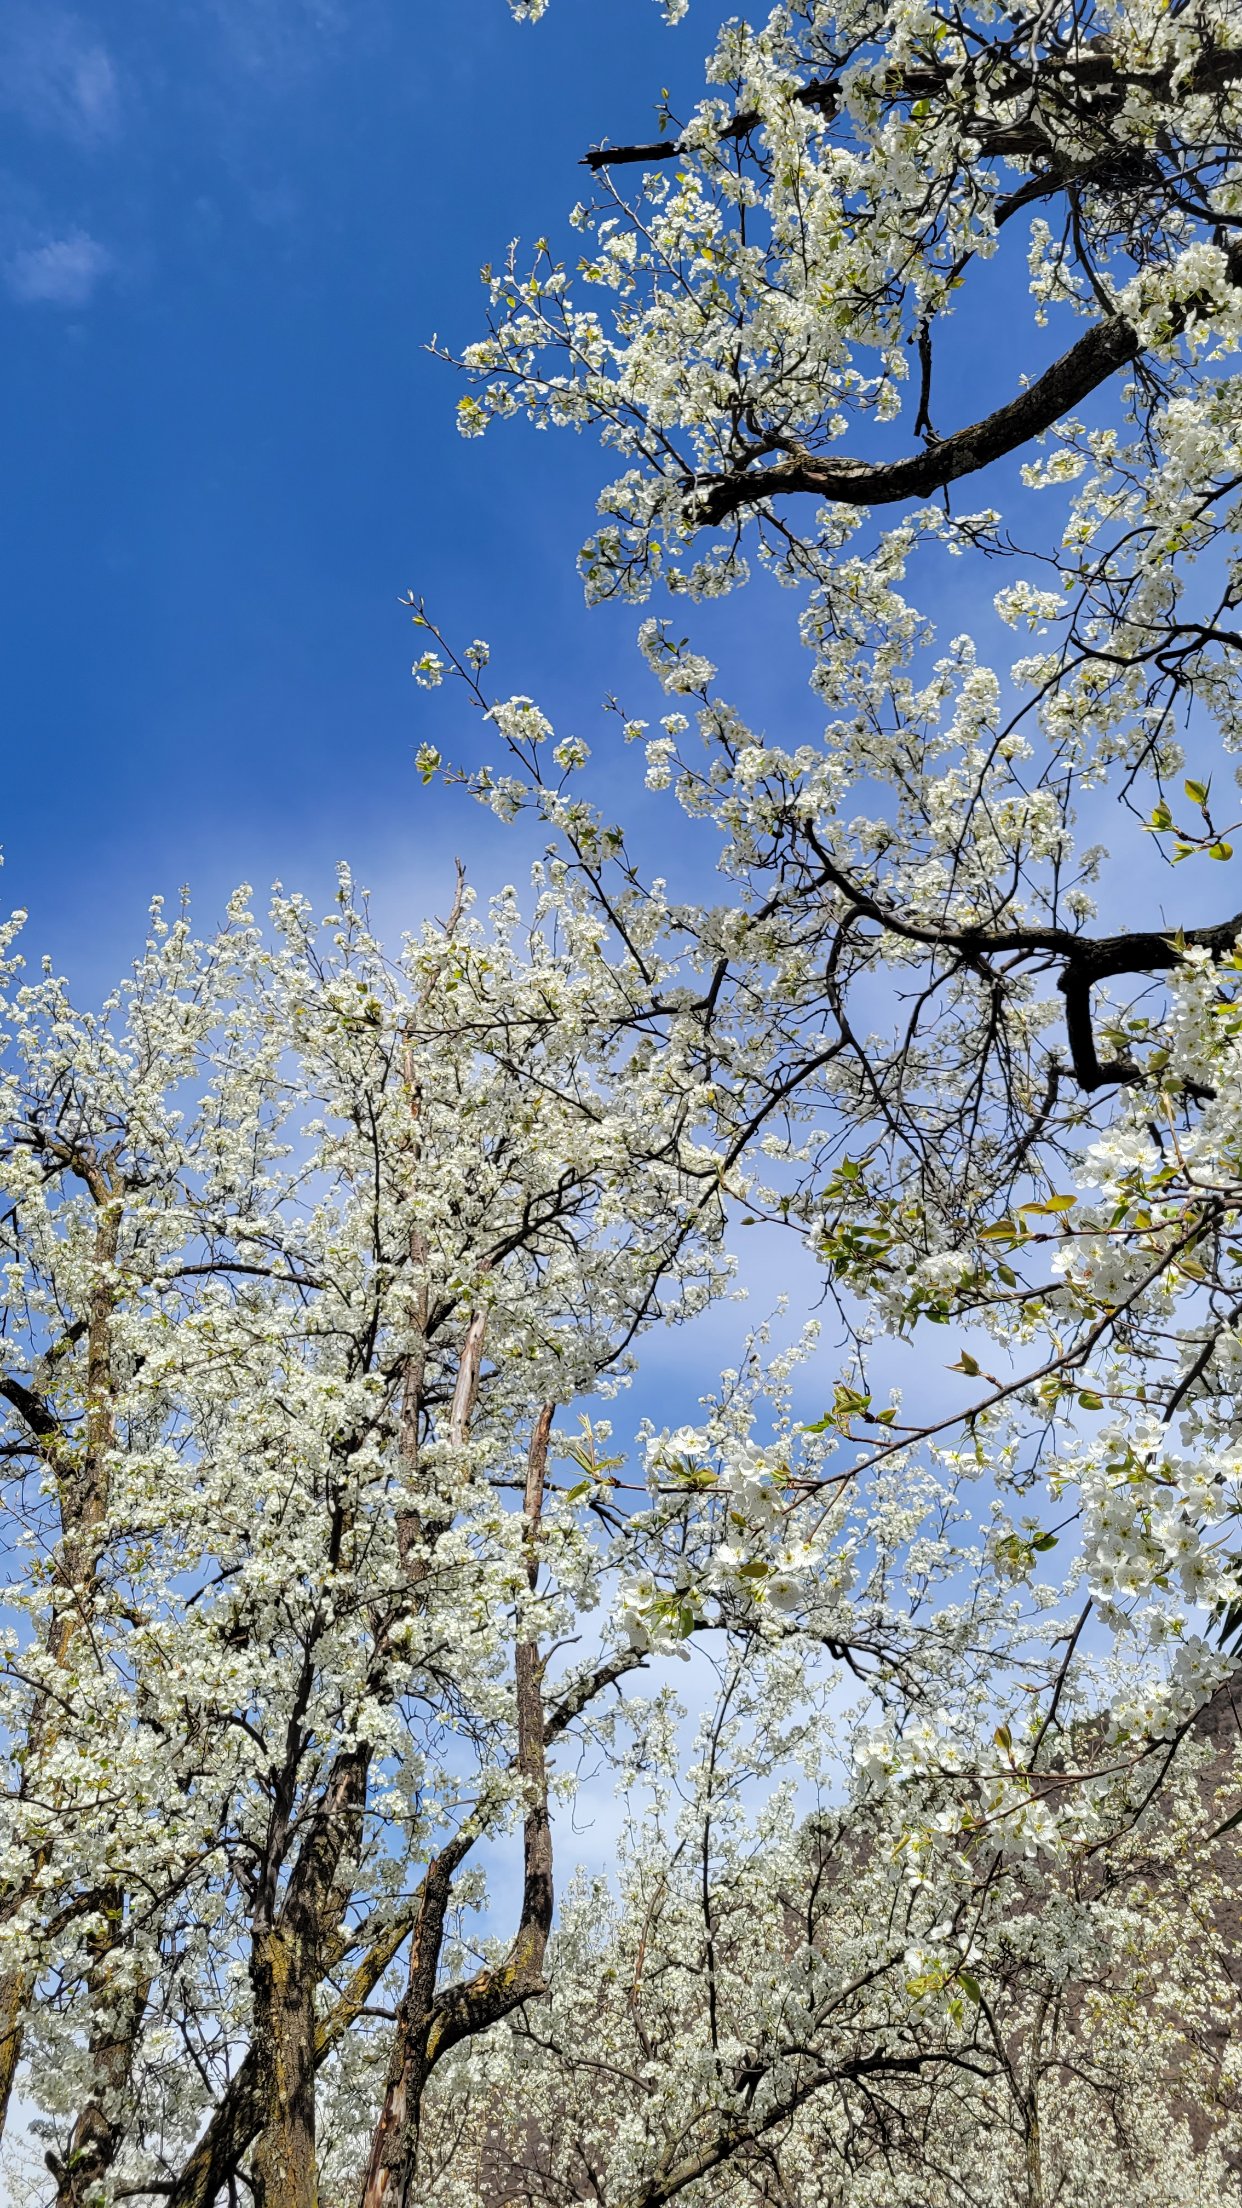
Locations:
544;1647;644;1741
1054;914;1242;1092
619;2048;986;2208
169;1626;645;2208
164;1890;435;2208
423;1413;557;2065
806;823;1242;1091
691;312;1142;527
358;1409;560;2208
584;46;1242;171
688;224;1242;527
583;56;1242;534
0;1373;62;1445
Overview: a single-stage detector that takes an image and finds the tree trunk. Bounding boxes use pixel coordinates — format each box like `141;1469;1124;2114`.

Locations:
0;1193;122;2150
49;1900;149;2208
0;1976;26;2141
247;1734;371;2208
357;1404;556;2208
250;1918;320;2208
1023;1989;1050;2208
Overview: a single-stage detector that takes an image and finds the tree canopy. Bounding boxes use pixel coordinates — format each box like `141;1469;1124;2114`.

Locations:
4;3;1242;2203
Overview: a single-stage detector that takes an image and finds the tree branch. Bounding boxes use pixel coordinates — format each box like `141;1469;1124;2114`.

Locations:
584;46;1242;172
689;310;1154;529
803;821;1242;1092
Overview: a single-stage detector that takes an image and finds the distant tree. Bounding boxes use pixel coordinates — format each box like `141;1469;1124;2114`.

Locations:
410;1669;1242;2208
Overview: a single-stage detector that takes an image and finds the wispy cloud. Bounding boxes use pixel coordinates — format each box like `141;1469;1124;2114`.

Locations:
5;230;113;308
0;7;121;145
203;0;351;80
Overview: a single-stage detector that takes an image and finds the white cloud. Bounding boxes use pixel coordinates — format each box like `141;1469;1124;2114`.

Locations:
6;231;113;308
0;8;120;145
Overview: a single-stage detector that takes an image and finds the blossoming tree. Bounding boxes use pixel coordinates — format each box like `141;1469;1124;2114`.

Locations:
441;0;1242;1758
409;1663;1242;2208
7;0;1242;2200
0;877;1007;2206
0;873;736;2205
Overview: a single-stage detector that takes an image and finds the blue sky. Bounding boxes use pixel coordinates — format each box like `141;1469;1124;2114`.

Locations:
0;0;746;977
4;0;1200;977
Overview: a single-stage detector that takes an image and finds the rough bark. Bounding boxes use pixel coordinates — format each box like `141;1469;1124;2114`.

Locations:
163;1645;641;2208
48;1918;150;2208
247;1735;371;2208
165;1896;429;2208
249;1918;321;2208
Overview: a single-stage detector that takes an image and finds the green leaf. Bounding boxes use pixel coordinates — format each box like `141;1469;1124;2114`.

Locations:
1077;1390;1104;1411
1185;776;1211;808
958;1971;982;2004
1209;841;1234;861
833;1385;872;1419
